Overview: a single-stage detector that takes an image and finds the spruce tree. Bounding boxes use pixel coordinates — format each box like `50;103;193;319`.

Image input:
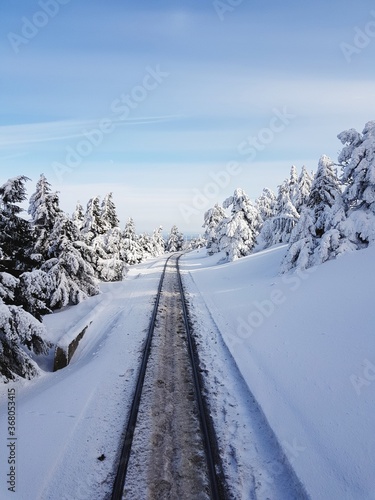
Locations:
338;120;375;245
218;188;261;261
258;181;299;248
151;226;165;256
101;192;119;231
28;174;61;263
281;155;349;272
166;225;184;252
82;196;106;242
203;203;226;256
0;176;32;268
72;201;85;230
122;218;143;264
256;188;277;222
296;166;313;212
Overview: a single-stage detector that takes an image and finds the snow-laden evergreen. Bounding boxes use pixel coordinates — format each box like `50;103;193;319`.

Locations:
184;235;207;251
0;175;31;267
338;120;375;245
166;225;184;252
296;166;313;212
72;201;84;230
0;296;48;381
0;267;48;381
122;218;143;264
258;181;299;248
218;188;261;261
281;155;352;272
203;203;226;256
288;165;299;208
81;196;106;242
28;174;61;263
255;188;277;222
95;227;126;281
0;174;169;381
151;226;166;256
41;214;99;308
101;192;120;231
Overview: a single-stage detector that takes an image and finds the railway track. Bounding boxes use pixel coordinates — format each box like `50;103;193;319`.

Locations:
111;253;225;499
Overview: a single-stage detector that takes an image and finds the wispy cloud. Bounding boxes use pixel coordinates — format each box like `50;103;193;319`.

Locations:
0;115;182;149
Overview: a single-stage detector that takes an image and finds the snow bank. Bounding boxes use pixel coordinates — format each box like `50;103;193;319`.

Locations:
0;257;166;500
181;246;375;499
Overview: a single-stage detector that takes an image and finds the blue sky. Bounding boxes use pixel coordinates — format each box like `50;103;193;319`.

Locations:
1;0;375;232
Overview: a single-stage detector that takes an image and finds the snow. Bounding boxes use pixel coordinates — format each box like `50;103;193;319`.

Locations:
0;244;374;498
0;257;166;500
180;246;375;499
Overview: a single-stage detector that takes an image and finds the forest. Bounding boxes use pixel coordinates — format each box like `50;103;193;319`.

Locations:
1;119;374;381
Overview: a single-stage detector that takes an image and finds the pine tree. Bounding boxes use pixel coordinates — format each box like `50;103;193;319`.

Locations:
151;226;165;256
41;214;99;308
72;201;84;230
0;271;48;381
138;233;155;258
101;192;119;231
218;188;261;261
82;196;106;242
258;181;299;248
256;188;277;222
0;176;32;268
0;296;48;381
122;218;143;264
28;174;61;264
203;203;226;256
288;165;299;207
166;225;184;252
296;166;313;212
281;155;349;272
338;120;375;245
93;226;125;281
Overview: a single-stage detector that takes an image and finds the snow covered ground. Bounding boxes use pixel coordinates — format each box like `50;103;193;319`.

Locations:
180;245;375;500
0;245;374;499
0;257;166;500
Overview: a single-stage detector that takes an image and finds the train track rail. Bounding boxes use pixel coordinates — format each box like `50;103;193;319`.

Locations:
111;253;225;499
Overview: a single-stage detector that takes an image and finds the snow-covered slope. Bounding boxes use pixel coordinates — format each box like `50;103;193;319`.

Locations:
0;257;166;500
181;245;375;499
1;247;373;499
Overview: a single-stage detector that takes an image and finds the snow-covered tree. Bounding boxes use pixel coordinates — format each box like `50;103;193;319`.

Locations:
82;196;106;242
218;188;261;261
288;165;299;207
256;188;277;222
122;218;143;264
258;181;299;248
151;226;165;256
41;214;99;308
101;192;119;232
0;271;48;381
91;226;125;281
138;232;155;258
17;270;53;320
295;166;313;212
0;176;32;267
338;120;375;245
0;297;48;381
203;203;226;256
281;155;350;272
72;201;85;230
185;235;207;251
28;175;61;263
166;225;184;252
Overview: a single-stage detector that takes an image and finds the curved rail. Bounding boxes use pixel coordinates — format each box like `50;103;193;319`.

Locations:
111;255;172;500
